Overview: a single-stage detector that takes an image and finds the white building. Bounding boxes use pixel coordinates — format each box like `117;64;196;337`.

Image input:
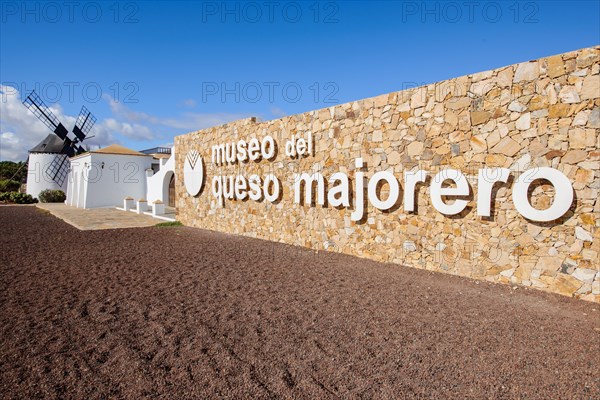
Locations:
26;134;69;198
65;144;176;210
67;144;152;208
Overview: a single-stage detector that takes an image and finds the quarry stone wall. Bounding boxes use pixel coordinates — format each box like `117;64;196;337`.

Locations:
175;46;600;302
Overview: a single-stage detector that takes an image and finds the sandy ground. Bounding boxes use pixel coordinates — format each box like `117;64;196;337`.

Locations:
0;206;598;399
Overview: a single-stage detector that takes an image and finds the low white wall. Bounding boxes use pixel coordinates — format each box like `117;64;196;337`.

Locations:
26;153;69;198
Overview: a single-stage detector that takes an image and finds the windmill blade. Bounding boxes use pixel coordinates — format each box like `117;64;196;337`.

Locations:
73;105;97;141
22;90;69;140
45;154;69;187
60;137;76;158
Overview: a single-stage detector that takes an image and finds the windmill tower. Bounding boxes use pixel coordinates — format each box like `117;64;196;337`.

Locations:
22;90;96;199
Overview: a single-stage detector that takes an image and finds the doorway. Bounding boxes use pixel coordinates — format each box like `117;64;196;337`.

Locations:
168;174;176;207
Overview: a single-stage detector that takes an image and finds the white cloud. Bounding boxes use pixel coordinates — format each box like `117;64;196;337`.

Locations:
270;106;287;117
0;85;255;161
159;112;253;131
0;85;116;161
0;132;24;162
102;118;155;141
106;96;161;125
180;99;197;108
105;95;251;132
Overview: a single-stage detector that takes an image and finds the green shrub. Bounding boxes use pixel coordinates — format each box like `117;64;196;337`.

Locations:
7;192;37;204
38;189;66;203
0;161;27;182
0;192;12;202
0;179;21;193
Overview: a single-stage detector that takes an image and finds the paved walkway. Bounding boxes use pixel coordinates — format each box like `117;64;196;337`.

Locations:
36;203;165;230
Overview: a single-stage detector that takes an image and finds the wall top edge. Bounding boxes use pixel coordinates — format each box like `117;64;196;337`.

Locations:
174;45;600;141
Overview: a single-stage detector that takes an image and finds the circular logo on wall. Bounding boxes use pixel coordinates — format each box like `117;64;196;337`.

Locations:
183;149;204;196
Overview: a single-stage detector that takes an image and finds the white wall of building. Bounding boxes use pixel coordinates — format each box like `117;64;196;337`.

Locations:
146;147;175;204
67;153;153;208
26;153;69;198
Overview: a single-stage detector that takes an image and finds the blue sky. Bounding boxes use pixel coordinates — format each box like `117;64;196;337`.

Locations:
1;0;599;161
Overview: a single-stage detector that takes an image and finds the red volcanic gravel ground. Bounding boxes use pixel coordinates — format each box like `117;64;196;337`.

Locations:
1;206;599;399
